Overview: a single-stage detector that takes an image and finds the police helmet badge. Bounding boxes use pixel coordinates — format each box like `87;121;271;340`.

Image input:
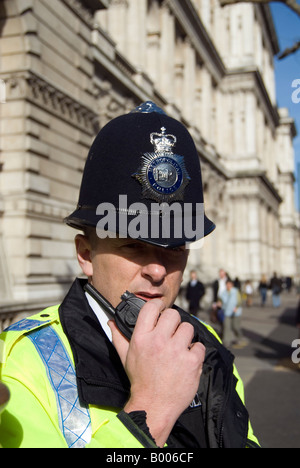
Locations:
133;126;190;202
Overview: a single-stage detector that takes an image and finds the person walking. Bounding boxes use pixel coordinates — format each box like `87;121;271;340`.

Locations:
211;269;229;324
244;280;253;307
258;275;268;307
186;270;205;316
270;272;282;308
220;279;244;348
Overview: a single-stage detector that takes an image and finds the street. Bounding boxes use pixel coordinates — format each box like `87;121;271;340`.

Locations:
220;292;300;448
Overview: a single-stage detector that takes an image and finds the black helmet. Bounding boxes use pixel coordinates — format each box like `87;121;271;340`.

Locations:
64;102;215;248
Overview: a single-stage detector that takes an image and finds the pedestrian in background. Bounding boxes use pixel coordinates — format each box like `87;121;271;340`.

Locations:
285;276;293;293
234;277;241;291
270;272;282;308
258;274;268;307
186;270;205;317
212;269;228;303
220;279;244;348
211;269;229;324
244;280;253;307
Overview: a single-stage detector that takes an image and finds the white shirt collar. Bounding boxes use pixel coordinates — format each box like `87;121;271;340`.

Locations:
85;291;113;342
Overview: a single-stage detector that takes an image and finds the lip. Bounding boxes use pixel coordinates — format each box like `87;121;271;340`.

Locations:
135;292;163;302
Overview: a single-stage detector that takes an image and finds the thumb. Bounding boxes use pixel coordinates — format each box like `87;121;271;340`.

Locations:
108;320;129;367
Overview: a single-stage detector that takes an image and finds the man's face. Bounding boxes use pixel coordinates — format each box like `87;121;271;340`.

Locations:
77;235;189;309
190;271;197;281
219;269;226;279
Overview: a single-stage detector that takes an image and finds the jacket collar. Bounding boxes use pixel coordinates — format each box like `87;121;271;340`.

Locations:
59;278;130;407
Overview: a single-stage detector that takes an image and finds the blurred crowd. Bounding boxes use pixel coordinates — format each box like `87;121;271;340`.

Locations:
184;268;300;348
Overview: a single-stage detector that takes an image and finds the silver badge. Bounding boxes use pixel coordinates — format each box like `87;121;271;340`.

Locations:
133;127;190;202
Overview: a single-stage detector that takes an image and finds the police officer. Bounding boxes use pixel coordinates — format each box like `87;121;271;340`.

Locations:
0;103;259;448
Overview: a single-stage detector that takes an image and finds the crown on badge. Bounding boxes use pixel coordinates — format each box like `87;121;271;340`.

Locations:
150;127;177;153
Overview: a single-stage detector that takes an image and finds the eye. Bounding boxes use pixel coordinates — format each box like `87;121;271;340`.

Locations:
121;241;145;251
162;246;187;260
171;246;186;254
124;243;139;249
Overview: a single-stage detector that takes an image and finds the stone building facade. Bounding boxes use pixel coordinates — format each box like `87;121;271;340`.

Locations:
0;0;299;328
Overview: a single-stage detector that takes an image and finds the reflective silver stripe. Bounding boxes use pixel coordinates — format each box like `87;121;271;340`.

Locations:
5;318;50;332
28;326;92;448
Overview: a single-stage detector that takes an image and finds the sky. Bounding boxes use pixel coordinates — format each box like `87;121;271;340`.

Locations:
270;2;300;210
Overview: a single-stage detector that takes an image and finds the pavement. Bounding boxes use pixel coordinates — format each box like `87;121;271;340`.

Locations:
198;292;300;448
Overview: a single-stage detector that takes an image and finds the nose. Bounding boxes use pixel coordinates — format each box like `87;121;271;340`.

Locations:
141;250;167;285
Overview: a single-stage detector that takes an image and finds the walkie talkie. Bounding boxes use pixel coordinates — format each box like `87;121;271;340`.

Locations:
84;283;146;340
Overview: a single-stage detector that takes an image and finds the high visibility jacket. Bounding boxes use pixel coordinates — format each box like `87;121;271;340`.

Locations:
0;279;260;448
0;308;153;448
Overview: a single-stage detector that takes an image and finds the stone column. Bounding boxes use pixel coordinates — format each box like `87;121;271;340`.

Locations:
159;3;175;100
126;0;147;69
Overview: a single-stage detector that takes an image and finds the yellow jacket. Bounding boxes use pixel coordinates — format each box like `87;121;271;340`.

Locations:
0;280;259;449
0;307;155;448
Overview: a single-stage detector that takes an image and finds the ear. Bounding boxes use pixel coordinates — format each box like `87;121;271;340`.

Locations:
75;234;93;278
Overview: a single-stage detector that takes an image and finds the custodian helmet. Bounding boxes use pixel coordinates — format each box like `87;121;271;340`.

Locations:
64;102;215;248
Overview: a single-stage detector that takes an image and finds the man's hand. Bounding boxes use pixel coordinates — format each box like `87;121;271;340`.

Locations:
109;299;205;447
